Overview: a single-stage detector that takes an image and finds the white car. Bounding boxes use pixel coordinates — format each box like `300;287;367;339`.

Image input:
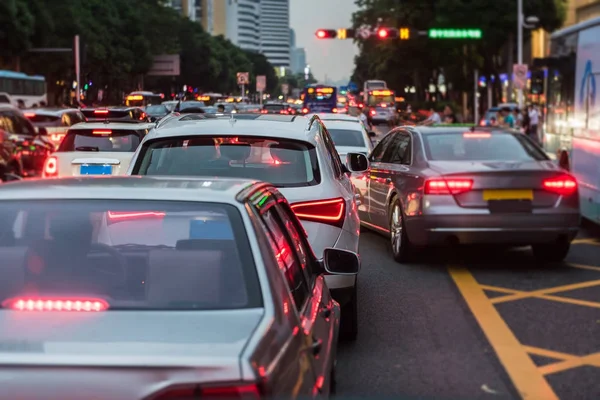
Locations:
322;120;375;159
42;122;154;178
315;113;373;134
127;114;369;340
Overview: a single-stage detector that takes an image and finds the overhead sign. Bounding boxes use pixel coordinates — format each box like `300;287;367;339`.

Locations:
256;75;266;92
428;29;482;39
237;72;249;85
281;84;289;95
371;90;393;96
147;55;180;76
513;64;528;90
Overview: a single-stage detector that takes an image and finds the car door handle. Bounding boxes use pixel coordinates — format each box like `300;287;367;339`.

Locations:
311;338;323;356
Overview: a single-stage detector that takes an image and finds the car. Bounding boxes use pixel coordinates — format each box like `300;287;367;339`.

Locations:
314;113;375;139
144;104;170;122
42;121;154;178
24;108;86;148
260;103;288;114
81;106;150;123
0;176;360;399
355;126;580;263
127;113;369;340
368;105;397;125
321;119;376;159
0;104;54;178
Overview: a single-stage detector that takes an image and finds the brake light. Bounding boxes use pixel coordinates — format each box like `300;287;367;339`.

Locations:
154;383;261;400
542;175;577;195
332;108;338;113
24;112;35;118
44;156;58;177
463;132;491;138
424;178;473;195
479;120;486;126
92;130;112;135
370;110;376;116
107;211;166;223
2;297;109;312
302;108;309;114
260;109;268;114
290;198;345;227
94;109;109;114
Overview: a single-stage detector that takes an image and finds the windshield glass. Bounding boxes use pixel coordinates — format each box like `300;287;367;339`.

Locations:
264;104;285;111
59;129;145;152
145;105;168;115
0;199;260;311
328;128;367;147
367;95;395;106
305;87;335;102
25;114;60;124
133;136;321;188
180;101;206;110
422;132;548;161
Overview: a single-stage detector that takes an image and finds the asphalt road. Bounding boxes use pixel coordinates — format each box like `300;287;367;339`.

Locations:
335;123;600;400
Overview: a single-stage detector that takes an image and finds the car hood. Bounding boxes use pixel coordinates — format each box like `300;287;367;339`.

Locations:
427;160;560;175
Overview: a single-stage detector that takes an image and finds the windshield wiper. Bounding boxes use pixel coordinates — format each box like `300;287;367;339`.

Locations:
75;146;100;152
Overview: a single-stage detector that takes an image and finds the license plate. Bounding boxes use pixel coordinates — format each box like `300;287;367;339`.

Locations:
483;189;533;201
80;164;112;175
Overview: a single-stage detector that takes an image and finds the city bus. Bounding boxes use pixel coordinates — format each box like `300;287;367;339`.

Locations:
0;70;47;108
301;85;337;114
125;91;163;108
540;16;600;223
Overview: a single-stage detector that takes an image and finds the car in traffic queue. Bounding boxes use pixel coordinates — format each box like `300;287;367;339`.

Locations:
24;108;86;149
0;176;360;399
261;102;293;115
315;113;375;137
42;121;154;178
144;104;170;122
354;126;580;263
127;113;369;340
81;106;150;123
0;104;54;179
322;120;375;159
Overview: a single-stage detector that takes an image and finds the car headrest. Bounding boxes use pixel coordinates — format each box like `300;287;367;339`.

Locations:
269;145;298;163
219;144;251;161
49;214;93;243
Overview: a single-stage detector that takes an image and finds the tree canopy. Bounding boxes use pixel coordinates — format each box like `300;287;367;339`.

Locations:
0;0;278;104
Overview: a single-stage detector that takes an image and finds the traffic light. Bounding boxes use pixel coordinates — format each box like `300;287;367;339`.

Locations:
336;28;356;40
428;29;482;39
315;29;337;39
376;27;398;39
399;27;410;40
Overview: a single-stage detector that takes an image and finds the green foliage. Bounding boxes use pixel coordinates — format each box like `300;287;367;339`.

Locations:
5;0;276;103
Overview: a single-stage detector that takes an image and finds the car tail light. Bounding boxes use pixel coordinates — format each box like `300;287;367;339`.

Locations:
24;112;35;118
332;108;338;113
260;109;268;114
370;110;376;116
424;178;473;195
302;108;309;114
290;198;345;227
94;109;109;115
479;119;486;126
154;383;261;400
2;297;109;312
44;156;58;177
463;132;491;138
92;130;112;135
542;175;577;195
107;211;166;224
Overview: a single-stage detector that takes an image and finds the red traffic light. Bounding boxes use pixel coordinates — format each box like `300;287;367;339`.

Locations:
376;28;399;39
378;29;388;38
315;29;337;39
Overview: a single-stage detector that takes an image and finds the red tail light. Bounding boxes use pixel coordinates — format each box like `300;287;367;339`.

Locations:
154;383;260;400
463;132;491;138
94;109;109;114
44;156;58;177
260;109;268;114
24;112;35;118
370;110;376;116
107;211;166;224
332;108;338;113
302;108;309;114
92;130;112;135
290;197;345;227
543;175;577;195
2;297;109;312
479;120;486;126
424;178;473;195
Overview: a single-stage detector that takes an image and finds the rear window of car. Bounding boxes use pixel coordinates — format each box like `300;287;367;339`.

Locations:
132;136;321;188
25;114;60;123
145;105;168;115
264;104;285;111
328;128;366;147
0;199;261;311
422;131;548;161
82;109;132;120
59;129;146;152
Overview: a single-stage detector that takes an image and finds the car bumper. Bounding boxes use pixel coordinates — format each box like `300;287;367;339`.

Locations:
405;212;580;246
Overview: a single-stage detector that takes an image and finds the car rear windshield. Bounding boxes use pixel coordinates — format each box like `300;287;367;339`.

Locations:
264;104;285;111
132;136;321;187
145;105;168;115
328;129;366;147
59;129;146;152
25;114;60;123
82;109;132;120
422;131;548;161
0;200;261;311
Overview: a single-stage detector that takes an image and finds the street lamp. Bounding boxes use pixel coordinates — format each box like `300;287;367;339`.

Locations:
517;0;539;109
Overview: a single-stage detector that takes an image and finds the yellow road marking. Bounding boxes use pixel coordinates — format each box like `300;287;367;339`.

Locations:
570;263;600;272
523;345;578;361
539;352;600;375
491;279;600;304
571;238;600;245
449;267;559;400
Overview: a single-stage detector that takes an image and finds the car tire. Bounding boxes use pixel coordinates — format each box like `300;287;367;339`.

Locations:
531;241;571;263
339;283;358;342
389;196;415;263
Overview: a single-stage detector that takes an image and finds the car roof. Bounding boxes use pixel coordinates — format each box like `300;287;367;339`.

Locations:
147;115;315;143
0;176;265;203
69;122;155;130
24;108;79;116
410;126;519;135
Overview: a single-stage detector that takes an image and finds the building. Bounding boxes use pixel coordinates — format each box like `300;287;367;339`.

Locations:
289;28;296;48
291;48;306;75
259;0;291;68
165;0;199;21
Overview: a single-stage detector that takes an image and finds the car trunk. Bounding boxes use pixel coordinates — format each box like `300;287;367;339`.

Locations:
57;152;135;176
427;160;567;210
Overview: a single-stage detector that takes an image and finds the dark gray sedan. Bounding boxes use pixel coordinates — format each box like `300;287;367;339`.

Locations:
353;126;580;263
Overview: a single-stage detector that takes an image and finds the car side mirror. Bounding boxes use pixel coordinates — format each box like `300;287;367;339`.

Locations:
321;248;360;275
2;173;22;182
368;131;377;137
346;153;369;172
36;127;48;136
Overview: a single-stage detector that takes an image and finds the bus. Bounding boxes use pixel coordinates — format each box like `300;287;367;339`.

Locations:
301;85;337;114
540;16;600;223
0;70;47;108
125;91;163;108
363;80;387;93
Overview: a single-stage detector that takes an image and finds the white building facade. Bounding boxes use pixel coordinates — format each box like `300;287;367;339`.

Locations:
259;0;290;68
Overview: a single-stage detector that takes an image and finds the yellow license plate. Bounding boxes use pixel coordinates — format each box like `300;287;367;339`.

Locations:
482;189;534;201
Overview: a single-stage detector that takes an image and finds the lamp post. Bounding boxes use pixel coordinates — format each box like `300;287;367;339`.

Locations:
517;0;539;109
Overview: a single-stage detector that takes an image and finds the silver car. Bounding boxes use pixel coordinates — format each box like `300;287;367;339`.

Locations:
127;114;369;340
355;126;580;263
0;176;360;399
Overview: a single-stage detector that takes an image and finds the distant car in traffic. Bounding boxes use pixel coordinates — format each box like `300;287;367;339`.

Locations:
321;119;375;158
42;121;154;178
260;103;288;114
127;113;369;340
0;176;360;399
81;107;150;123
355;126;580;263
144;104;169;122
24;108;86;148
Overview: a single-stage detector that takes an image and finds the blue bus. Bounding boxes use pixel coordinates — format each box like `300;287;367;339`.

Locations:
0;70;47;108
301;85;337;114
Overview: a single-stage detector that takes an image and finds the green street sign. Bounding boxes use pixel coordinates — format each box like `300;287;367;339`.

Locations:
428;29;482;39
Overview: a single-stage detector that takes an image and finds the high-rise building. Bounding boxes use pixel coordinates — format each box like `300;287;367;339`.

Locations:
291;47;306;75
165;0;198;21
259;0;290;68
289;28;296;48
224;0;261;52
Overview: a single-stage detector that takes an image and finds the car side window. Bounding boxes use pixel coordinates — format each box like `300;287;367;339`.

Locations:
320;124;344;177
69;112;85;125
11;114;35;136
369;132;395;162
383;132;411;165
261;206;310;310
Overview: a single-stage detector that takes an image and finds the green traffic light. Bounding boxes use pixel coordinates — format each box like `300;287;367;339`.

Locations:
428;29;482;39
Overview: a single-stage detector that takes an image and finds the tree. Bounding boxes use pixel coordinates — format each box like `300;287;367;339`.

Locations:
244;50;278;93
0;0;35;69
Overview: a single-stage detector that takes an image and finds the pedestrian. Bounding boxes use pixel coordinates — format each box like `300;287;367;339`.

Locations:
521;107;531;135
500;107;515;128
528;105;540;142
421;107;442;126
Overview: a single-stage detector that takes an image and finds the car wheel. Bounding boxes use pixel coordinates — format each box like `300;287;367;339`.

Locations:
389;196;415;263
339;283;358;342
531;241;571;264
